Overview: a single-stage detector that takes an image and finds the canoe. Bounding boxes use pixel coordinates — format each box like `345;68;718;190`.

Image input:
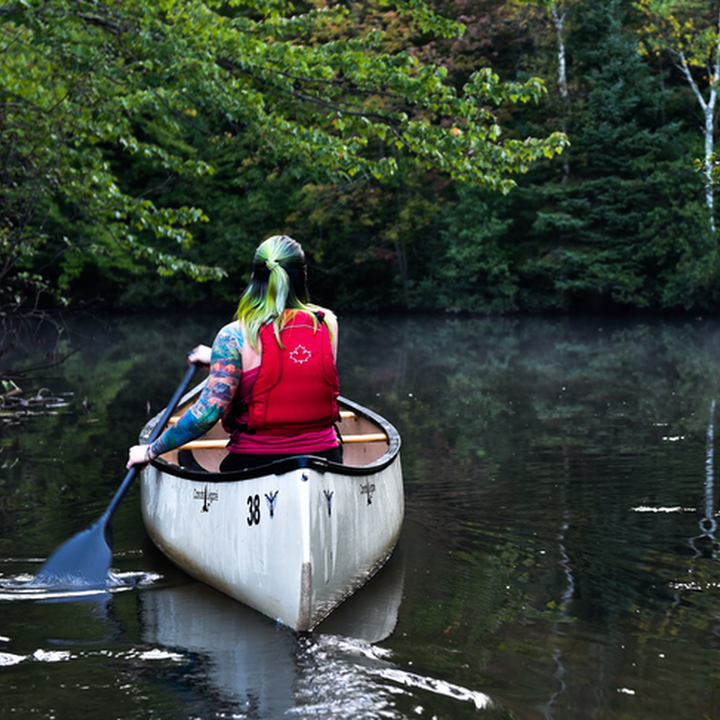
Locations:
138;388;404;631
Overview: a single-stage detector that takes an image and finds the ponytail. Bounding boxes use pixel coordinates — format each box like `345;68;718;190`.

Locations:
236;235;317;349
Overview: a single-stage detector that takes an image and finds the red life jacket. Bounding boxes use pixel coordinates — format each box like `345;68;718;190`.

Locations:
246;310;340;436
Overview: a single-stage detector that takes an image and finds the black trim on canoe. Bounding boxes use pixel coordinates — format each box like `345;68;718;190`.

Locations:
142;395;401;483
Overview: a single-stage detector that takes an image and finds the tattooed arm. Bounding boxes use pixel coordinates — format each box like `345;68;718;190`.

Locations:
126;323;244;468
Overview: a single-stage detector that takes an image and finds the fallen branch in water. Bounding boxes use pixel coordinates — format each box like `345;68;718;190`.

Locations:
1;381;72;423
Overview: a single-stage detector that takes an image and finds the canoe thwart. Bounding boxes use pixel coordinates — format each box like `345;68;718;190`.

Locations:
177;432;388;451
168;409;357;426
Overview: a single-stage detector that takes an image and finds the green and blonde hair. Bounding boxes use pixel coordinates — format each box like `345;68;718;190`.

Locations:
236;235;321;349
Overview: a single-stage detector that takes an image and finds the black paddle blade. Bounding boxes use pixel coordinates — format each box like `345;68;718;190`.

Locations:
31;364;198;592
32;520;112;589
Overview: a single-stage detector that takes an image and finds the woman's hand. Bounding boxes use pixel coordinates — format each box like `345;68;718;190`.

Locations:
188;344;212;366
127;444;154;469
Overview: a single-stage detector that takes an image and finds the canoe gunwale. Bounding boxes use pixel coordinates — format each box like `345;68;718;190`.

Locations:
141;393;401;483
139;390;404;630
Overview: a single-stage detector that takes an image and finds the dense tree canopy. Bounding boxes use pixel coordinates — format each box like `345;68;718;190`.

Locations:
1;0;719;314
0;0;564;312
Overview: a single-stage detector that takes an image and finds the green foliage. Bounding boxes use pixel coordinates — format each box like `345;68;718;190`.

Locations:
635;0;720;66
634;0;720;235
0;0;565;313
5;0;720;315
505;0;713;311
416;185;517;313
0;1;226;313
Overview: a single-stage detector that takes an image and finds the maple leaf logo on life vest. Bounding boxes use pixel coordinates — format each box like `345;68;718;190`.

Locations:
289;344;312;364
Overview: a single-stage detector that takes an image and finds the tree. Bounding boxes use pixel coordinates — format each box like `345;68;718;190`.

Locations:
0;0;566;312
501;0;707;312
635;0;720;235
512;0;581;181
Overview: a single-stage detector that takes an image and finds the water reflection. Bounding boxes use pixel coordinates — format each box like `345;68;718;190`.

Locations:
689;400;719;559
137;550;494;718
5;314;720;718
141;583;298;717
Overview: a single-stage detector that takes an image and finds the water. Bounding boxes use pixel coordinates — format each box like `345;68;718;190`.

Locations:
2;312;720;719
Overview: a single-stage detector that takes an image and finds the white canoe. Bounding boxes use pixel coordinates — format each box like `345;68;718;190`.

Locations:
139;391;404;631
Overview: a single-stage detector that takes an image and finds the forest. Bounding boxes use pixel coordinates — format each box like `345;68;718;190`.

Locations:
1;0;719;316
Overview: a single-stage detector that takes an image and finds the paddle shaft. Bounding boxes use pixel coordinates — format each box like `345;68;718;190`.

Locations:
101;363;199;523
33;363;200;587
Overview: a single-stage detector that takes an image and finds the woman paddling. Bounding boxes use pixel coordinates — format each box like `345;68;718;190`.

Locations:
127;235;341;471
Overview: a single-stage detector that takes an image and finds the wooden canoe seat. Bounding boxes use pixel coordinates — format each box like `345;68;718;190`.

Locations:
168;409;357;426
179;432;387;451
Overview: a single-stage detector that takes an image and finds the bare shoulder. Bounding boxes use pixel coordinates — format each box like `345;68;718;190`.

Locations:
236;318;262;369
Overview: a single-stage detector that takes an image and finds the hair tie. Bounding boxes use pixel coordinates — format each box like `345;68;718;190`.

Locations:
266;259;279;271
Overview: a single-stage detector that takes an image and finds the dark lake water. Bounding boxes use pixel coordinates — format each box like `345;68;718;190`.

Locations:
2;311;720;719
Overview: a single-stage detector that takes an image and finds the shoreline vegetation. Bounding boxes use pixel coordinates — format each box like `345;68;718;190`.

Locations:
2;0;719;316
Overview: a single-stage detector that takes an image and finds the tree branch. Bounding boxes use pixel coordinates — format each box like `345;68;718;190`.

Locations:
215;56;402;127
676;51;708;112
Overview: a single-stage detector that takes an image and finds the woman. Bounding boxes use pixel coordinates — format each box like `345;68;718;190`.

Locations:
126;235;341;471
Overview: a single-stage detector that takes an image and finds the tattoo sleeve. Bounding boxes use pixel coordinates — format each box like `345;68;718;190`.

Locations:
150;324;243;457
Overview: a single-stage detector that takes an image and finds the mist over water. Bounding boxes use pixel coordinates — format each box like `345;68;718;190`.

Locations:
2;312;720;719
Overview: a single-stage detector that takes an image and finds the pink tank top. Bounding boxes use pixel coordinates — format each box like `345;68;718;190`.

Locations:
226;366;339;455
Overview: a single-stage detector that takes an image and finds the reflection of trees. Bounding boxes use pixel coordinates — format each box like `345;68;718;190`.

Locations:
343;314;720;485
0;312;228;556
340;315;720;705
5;313;720;715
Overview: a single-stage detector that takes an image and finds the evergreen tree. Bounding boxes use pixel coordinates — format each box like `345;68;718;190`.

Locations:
512;0;709;311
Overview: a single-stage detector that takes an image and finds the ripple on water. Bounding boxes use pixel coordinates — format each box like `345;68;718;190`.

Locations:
0;567;163;601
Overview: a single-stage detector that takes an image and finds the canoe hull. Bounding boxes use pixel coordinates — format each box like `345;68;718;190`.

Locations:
139;396;403;631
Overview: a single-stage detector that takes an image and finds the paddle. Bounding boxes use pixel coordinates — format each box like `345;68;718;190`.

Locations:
32;363;199;589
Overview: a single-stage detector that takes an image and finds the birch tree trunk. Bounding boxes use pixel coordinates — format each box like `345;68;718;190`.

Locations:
638;1;720;237
678;41;719;235
549;1;571;182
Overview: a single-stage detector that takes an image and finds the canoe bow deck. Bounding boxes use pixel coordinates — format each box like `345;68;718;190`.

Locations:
139;392;403;631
